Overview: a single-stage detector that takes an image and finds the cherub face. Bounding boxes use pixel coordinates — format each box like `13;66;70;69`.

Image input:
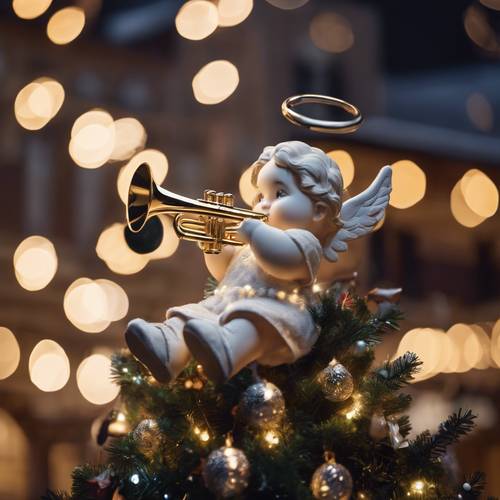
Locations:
253;158;327;233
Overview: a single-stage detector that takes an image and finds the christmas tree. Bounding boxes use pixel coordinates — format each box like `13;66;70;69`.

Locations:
44;281;490;500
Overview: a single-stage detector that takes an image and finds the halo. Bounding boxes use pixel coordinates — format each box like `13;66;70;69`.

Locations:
281;94;363;134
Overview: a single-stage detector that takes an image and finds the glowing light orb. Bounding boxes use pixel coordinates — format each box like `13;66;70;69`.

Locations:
490;320;500;368
239;165;259;207
192;60;239;105
450;180;486;228
0;327;20;380
117;149;169;204
69;109;115;169
96;223;149;275
77;354;120;404
175;1;219;41
14;78;65;130
94;279;129;322
29;340;70;392
443;324;478;373
13;236;58;291
12;0;52;19
110;117;147;162
147;215;180;261
460;169;498;218
310;12;354;54
389;160;426;209
47;7;85;45
327;150;355;188
217;0;253;27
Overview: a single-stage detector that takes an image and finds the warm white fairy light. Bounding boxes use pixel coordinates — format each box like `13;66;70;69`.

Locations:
327;150;355;188
110;117;147;162
263;430;280;448
175;0;219;41
192;60;239;105
0;327;21;380
13;235;58;291
69;110;116;169
217;0;253;27
29;340;70;392
14;78;65;131
389;160;426;209
47;7;85;45
77;354;120;405
12;0;52;19
345;394;362;420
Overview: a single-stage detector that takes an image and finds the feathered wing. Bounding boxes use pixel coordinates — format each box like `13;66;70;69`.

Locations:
324;165;392;262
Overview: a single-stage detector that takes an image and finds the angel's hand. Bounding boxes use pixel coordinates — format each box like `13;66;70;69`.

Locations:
236;218;265;243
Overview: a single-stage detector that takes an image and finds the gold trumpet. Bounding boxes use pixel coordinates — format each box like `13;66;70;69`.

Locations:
126;163;268;254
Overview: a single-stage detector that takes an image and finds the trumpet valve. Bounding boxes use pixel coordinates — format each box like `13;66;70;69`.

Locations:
223;193;234;206
216;192;225;204
203;189;217;202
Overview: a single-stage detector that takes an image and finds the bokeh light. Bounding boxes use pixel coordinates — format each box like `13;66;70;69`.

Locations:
69;109;116;169
310;12;354;54
327;150;355;188
110;117;147;162
96;223;150;274
480;0;500;10
0;327;21;380
265;0;309;9
117;149;169;204
29;340;70;392
466;93;494;132
217;0;253;27
192;60;239;105
147;215;180;261
14;78;65;130
389;160;426;209
491;320;500;367
175;0;219;41
239;165;259;207
460;169;498;218
77;354;120;405
464;4;500;54
450;180;486;227
47;7;86;45
13;236;58;291
63;278;129;332
12;0;52;19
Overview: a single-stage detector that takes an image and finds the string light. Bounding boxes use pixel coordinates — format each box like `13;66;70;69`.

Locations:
263;430;280;448
0;327;21;380
389;160;426;209
175;0;219;41
192;60;239;105
345;394;362;420
47;7;86;45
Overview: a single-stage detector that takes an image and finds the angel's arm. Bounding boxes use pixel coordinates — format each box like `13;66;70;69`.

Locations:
237;219;310;282
203;244;236;282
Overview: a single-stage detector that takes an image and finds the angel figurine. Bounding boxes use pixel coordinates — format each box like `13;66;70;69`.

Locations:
125;141;392;384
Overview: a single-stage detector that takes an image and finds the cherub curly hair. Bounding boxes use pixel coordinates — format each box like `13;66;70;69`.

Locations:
250;140;344;232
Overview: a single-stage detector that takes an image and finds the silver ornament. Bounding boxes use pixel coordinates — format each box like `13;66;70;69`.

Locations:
353;340;369;354
203;445;250;498
317;360;354;402
132;419;161;459
238;381;285;429
311;459;353;500
369;413;388;441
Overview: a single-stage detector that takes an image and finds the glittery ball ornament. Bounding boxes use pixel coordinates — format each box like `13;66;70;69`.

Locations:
202;445;250;498
317;360;354;402
132;419;161;459
311;456;353;500
238;381;285;429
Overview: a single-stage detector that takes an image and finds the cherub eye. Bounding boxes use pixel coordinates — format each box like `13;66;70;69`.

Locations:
276;189;287;198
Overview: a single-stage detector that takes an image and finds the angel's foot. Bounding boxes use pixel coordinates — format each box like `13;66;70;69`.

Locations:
125;318;189;383
183;319;233;384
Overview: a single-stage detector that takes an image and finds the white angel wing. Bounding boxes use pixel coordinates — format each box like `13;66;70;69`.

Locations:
324;165;392;262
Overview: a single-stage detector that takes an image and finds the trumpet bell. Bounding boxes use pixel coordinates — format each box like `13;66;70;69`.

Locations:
124;217;163;254
127;163;153;233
